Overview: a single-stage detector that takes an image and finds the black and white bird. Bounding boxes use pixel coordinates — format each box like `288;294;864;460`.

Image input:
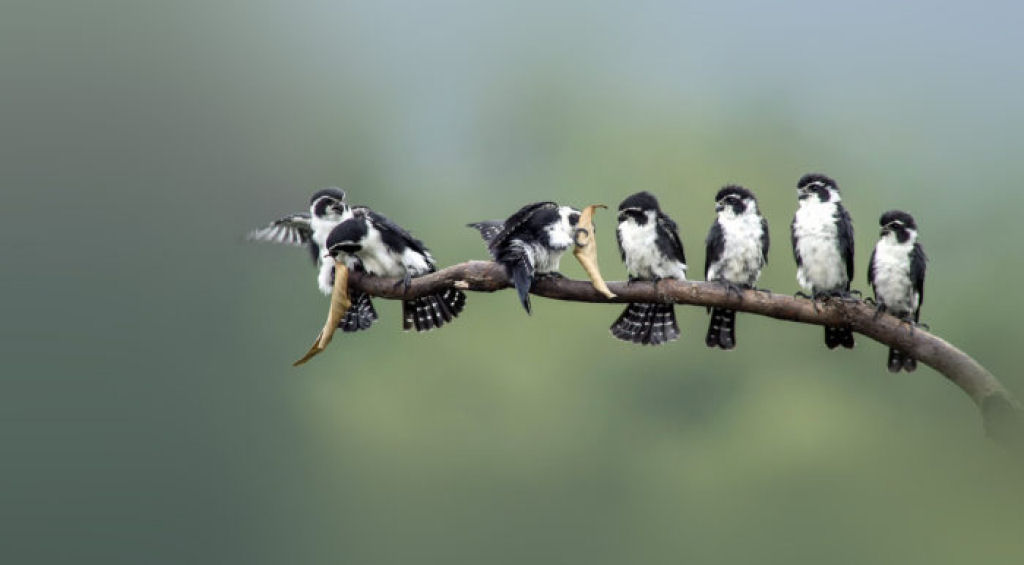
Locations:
868;210;927;372
326;210;466;332
247;188;377;332
790;173;856;349
704;185;770;350
610;191;687;345
469;202;580;314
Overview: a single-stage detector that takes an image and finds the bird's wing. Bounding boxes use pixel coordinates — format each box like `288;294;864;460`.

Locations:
836;204;855;285
365;209;433;260
790;215;802;268
487;202;559;255
467;220;506;245
760;216;770;264
867;246;877;289
656;212;687;265
247;213;313;247
911;243;927;321
704;220;724;279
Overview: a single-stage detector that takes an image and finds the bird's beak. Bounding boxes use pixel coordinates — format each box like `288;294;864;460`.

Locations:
797;189;809;200
715;203;725;213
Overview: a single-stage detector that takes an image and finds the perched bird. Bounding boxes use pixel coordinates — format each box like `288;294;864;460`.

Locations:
868;210;927;372
247;188;377;332
704;185;770;350
610;191;687;345
326;211;466;332
790;173;856;349
469;202;580;314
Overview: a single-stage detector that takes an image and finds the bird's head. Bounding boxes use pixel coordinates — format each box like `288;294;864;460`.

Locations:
879;210;917;244
617;191;660;226
797;173;840;204
325;217;368;257
310;187;349;220
714;185;758;217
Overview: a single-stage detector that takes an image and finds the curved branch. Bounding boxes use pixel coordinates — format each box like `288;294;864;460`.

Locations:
348;260;1022;445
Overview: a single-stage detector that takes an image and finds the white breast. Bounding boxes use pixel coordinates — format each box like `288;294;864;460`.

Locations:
793;200;846;292
708;212;764;286
871;238;918;315
618;216;687;280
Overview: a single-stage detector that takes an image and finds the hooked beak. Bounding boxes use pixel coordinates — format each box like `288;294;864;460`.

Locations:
797;189;810;200
715;203;724;213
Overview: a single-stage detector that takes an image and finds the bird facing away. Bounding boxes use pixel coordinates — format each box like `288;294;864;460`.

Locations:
868;210;927;372
610;191;687;345
790;173;856;349
704;185;770;350
247;188;377;332
326;210;466;332
469;202;581;314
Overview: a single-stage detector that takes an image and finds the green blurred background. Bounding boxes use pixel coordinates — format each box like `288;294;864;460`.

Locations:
5;1;1024;563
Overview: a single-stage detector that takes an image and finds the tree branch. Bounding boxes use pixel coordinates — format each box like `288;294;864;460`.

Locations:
348;260;1022;445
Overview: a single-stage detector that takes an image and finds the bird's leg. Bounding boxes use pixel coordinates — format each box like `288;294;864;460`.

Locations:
836;289;862;304
753;285;773;295
392;274;412;295
794;291;812;299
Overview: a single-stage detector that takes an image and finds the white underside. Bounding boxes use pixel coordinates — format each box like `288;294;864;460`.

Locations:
793;200;847;293
617;216;687;280
871;237;919;315
707;211;764;286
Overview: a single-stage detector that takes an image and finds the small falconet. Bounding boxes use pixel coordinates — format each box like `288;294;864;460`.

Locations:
469;202;581;314
326;210;467;332
868;210;927;372
790;173;856;349
247;188;377;332
610;191;687;345
704;185;770;350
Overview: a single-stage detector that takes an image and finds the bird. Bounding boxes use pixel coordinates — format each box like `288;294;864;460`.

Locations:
469;202;580;314
704;185;770;350
326;210;466;332
609;191;687;345
868;210;927;372
246;187;378;332
790;173;856;349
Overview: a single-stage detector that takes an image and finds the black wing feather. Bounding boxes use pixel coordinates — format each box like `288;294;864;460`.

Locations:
867;247;877;289
836;204;855;286
910;243;927;321
467;220;505;244
487;201;559;255
365;210;432;260
656;212;686;265
790;216;801;268
705;220;724;279
760;216;770;264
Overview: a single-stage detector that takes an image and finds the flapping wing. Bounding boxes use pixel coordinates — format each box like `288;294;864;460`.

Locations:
247;213;313;247
656;212;687;265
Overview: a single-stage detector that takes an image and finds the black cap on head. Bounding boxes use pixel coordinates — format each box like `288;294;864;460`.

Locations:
798;173;838;191
715;184;756;202
618;191;661;211
879;210;917;230
310;187;347;204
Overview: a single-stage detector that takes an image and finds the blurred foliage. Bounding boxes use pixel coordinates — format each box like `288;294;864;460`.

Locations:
5;1;1024;564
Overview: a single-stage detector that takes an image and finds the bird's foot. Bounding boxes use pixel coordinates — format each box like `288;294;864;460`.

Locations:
537;271;566;280
753;286;772;296
872;302;887;320
392;274;412;294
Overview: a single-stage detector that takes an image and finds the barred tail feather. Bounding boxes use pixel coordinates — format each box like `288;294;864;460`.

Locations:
825;326;855;349
888;348;917;373
339;291;378;332
705;308;736;350
610;303;680;346
402;289;468;332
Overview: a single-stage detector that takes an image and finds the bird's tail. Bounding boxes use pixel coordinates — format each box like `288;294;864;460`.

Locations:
887;347;917;373
402;288;467;332
824;325;855;349
610;303;680;346
497;252;535;314
339;290;378;332
705;307;736;349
